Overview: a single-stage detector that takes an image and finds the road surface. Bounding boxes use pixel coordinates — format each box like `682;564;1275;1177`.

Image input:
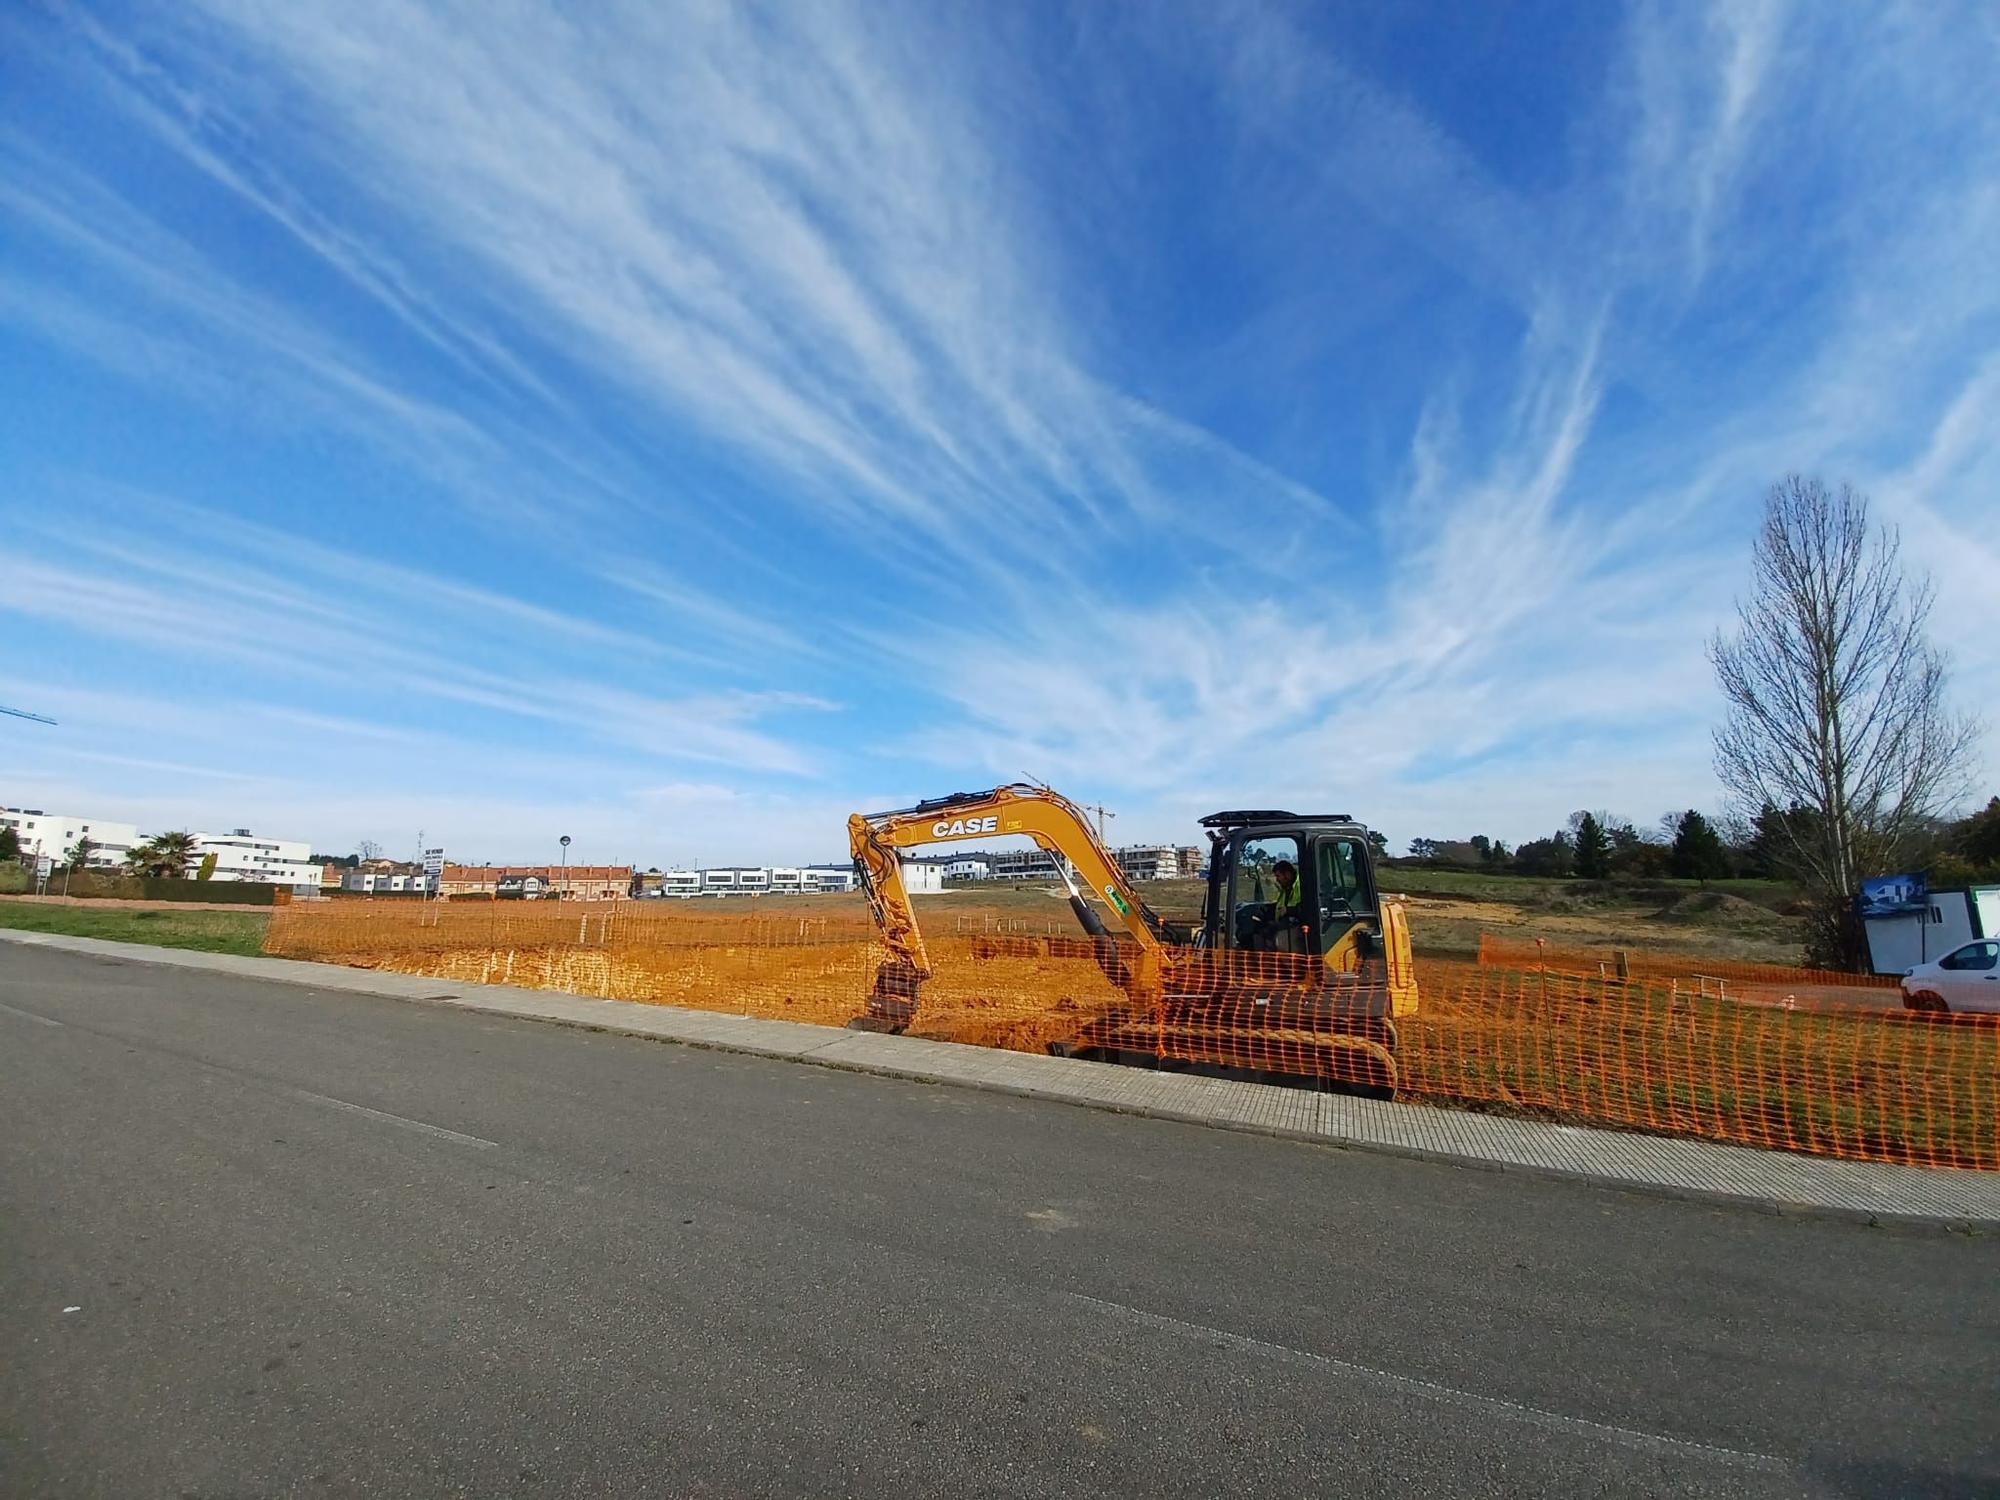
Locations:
2;944;1995;1497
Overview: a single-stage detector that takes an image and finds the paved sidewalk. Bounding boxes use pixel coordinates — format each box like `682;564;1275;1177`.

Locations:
6;926;1996;1229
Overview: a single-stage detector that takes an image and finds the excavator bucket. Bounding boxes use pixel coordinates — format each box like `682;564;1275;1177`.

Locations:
853;959;922;1032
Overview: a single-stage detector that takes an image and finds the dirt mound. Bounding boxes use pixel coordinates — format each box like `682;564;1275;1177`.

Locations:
1651;890;1790;931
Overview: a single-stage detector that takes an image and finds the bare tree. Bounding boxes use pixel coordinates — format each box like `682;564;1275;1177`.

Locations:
1710;476;1979;964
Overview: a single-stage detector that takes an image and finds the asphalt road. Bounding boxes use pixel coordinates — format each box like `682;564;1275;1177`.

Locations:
2;946;1995;1498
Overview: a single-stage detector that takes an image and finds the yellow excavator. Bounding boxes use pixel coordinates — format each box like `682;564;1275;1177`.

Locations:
847;783;1417;1093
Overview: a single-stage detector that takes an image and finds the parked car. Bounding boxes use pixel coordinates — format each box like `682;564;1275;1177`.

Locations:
1901;939;2000;1014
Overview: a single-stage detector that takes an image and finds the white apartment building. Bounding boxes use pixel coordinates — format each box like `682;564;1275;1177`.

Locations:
943;855;990;880
660;864;858;895
343;870;430;894
901;858;946;895
192;829;320;886
0;807;140;868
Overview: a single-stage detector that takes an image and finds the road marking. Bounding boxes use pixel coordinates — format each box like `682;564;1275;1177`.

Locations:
0;1001;63;1027
280;1086;498;1149
1067;1292;1788;1472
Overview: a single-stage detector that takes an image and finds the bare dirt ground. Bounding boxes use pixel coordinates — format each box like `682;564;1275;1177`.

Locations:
1393;892;1802;964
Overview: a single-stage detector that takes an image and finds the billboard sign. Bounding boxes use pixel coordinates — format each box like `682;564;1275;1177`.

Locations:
1858;872;1928;918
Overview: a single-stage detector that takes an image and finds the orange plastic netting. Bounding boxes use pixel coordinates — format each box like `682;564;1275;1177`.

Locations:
266;900;1998;1171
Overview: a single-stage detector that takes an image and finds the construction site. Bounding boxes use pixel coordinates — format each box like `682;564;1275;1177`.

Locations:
259;784;1998;1174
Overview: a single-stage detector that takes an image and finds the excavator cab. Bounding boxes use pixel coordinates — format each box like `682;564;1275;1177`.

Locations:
1198;811;1387;972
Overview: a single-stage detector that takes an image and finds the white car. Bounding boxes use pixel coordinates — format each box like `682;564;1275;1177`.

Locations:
1901;939;2000;1014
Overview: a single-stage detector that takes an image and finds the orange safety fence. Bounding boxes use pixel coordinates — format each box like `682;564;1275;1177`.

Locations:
266;901;1999;1171
1477;932;1899;995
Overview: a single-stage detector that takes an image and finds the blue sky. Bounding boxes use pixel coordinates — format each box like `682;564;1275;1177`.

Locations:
3;0;1995;867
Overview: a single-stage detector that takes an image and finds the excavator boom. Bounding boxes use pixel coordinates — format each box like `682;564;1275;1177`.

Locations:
849;783;1171;1027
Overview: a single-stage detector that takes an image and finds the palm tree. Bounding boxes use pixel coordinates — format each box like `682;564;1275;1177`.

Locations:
127;831;200;879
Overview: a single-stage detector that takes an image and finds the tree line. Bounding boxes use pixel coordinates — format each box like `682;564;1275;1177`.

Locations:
1403;798;1999;889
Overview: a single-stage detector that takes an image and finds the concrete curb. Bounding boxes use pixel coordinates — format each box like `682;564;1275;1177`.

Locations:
5;926;1996;1231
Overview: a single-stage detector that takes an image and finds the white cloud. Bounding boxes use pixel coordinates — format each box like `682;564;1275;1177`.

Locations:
4;0;1994;858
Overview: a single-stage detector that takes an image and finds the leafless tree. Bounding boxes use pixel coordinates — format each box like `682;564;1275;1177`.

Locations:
1710;476;1979;962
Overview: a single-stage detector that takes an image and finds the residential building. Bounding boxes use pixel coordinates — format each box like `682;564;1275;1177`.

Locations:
0;807;140;868
987;847;1070;881
941;852;992;880
436;864;634;901
1115;845;1182;881
1112;844;1208;880
190;829;321;885
902;858;945;895
638;863;858;895
343;869;429;895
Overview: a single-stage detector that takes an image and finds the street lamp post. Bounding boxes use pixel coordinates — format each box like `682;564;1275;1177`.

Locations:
559;835;571;900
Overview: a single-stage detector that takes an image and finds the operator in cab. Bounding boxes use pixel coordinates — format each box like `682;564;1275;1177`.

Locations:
1267;859;1306;952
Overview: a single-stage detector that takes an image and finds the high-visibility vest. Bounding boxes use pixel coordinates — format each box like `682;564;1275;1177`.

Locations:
1273;877;1302;915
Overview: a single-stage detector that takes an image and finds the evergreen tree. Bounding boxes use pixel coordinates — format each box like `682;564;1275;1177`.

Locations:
1951;796;2000;871
0;825;20;862
1514;831;1575;878
1670;810;1730;884
1573;812;1610;878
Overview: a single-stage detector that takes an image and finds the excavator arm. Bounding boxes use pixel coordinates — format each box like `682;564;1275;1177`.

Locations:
848;783;1173;1031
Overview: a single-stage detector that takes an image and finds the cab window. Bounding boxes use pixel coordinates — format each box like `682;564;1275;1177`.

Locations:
1316;837;1370;916
1940;941;1999;972
1229;836;1300;949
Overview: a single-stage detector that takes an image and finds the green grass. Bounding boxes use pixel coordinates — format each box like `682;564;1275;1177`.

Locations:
1378;867;1798;909
0;901;271;956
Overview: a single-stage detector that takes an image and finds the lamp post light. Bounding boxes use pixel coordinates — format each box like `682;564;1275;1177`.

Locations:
559;835;571;900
